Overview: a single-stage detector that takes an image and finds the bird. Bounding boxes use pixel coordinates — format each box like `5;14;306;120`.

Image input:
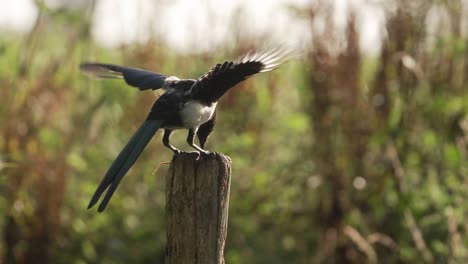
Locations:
80;48;289;212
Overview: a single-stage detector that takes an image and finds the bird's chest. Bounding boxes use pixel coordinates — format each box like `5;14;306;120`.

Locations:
180;100;217;129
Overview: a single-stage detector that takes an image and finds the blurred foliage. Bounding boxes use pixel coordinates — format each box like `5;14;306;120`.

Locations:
1;0;468;263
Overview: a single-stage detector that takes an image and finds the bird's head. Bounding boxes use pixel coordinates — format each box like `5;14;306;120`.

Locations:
163;76;181;89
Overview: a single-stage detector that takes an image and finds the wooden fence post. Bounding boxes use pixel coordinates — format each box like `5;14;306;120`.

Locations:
166;152;232;264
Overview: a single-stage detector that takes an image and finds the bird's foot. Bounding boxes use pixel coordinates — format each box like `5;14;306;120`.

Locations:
196;150;211;160
172;149;181;155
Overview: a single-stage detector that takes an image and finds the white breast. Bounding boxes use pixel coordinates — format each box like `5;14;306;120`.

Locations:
181;100;217;129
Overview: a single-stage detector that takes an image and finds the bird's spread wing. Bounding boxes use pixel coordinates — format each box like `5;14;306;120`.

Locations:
80;63;169;90
88;120;162;212
189;48;289;104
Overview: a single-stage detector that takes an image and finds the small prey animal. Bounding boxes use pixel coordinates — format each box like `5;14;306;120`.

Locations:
80;49;288;212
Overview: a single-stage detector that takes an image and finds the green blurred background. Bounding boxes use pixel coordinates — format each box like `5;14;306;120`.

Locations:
1;0;468;263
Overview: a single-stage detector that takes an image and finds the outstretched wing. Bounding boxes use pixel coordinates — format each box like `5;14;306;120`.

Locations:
189;48;289;104
80;63;169;90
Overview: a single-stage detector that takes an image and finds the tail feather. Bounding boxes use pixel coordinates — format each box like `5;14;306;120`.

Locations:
88;128;140;208
88;120;162;212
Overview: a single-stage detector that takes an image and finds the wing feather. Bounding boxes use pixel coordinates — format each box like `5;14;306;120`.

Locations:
190;48;290;104
80;63;169;90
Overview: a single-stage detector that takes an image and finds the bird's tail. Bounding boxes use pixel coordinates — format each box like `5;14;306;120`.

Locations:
88;120;162;212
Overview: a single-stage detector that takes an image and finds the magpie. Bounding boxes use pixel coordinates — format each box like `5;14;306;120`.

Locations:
81;48;288;212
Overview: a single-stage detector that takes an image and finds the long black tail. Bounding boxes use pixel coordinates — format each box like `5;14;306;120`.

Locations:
88;120;162;212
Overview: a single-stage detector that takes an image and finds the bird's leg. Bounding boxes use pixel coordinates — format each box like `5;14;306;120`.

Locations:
187;129;209;155
163;129;180;155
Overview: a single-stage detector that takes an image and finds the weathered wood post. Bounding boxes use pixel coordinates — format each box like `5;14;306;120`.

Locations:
166;152;232;264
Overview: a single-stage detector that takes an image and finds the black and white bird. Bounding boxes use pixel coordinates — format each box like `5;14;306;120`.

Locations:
81;49;288;212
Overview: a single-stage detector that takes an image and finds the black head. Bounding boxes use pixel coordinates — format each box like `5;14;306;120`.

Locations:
197;111;216;149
